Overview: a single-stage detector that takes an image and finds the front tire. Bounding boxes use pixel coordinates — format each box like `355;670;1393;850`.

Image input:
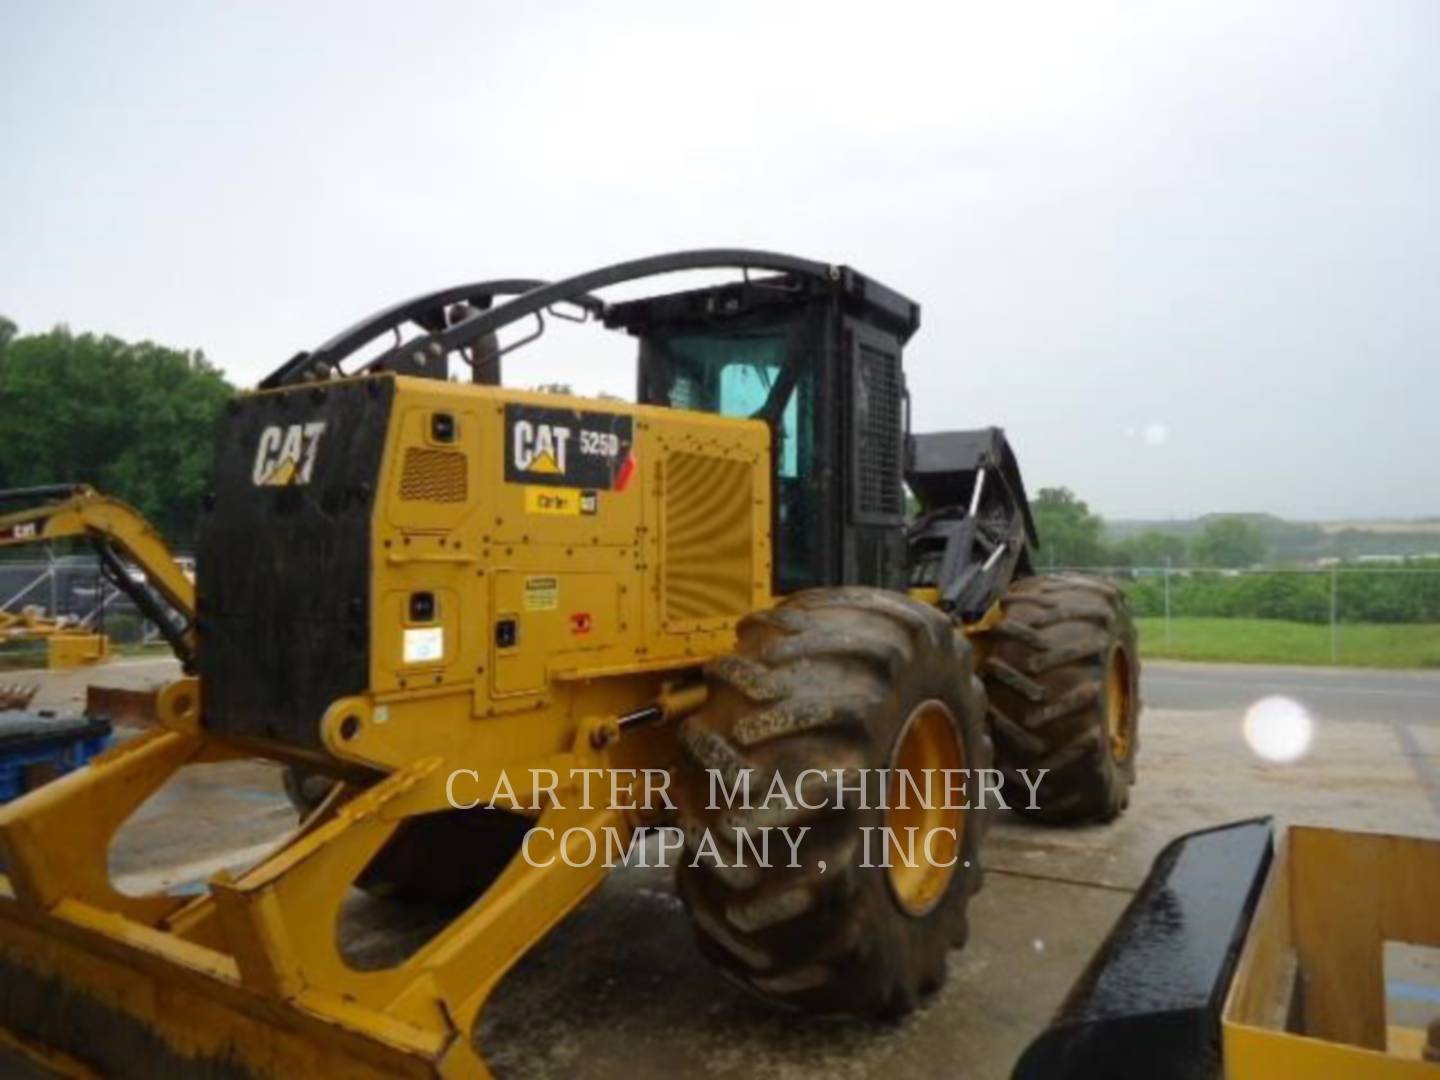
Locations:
673;587;992;1018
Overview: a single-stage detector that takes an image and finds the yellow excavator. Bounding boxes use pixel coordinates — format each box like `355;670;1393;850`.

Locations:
0;485;195;670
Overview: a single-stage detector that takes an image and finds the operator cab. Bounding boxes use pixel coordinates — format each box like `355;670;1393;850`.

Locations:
608;268;919;593
262;250;922;594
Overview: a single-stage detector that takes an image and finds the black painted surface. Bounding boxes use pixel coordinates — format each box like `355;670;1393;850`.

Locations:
1011;818;1274;1080
0;711;110;750
196;378;392;750
502;404;634;489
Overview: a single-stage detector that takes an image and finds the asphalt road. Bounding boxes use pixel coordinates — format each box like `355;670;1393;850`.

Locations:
21;653;1440;718
1143;658;1440;725
1143;658;1440;819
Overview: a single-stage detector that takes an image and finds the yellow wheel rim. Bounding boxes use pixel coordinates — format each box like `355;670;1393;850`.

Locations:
886;700;966;917
1106;647;1134;762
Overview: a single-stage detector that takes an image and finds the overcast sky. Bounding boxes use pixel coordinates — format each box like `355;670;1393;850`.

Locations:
2;1;1436;520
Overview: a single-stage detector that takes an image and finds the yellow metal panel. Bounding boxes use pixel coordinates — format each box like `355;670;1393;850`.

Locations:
661;451;755;628
1223;825;1440;1077
1224;1022;1440;1079
491;571;546;696
383;404;482;533
374;585;464;687
487;571;626;696
346;377;771;773
46;633;110;669
398;446;468;503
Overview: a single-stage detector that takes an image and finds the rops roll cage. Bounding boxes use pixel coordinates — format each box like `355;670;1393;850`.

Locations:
259;249;919;390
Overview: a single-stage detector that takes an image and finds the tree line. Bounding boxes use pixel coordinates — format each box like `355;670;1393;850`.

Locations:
1030;487;1267;569
0;317;1431;623
0;318;232;545
1122;564;1440;624
1030;487;1440;625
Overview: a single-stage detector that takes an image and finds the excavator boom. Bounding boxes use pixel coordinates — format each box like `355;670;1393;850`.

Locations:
0;485;195;667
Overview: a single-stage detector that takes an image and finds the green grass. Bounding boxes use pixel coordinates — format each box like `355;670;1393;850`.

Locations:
1136;616;1440;669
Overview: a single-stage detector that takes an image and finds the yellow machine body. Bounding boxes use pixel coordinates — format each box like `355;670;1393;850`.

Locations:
0;376;776;1078
0;610;109;670
314;378;772;784
44;631;110;670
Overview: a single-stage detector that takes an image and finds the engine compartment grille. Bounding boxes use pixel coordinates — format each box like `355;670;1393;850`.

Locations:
663;452;755;624
399;447;467;503
855;341;903;519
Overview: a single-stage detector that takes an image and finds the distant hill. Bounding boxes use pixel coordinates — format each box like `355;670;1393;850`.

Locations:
1105;514;1440;562
1318;520;1440;535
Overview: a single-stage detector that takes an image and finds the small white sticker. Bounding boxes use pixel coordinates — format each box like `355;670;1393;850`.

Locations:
524;576;559;612
403;626;444;664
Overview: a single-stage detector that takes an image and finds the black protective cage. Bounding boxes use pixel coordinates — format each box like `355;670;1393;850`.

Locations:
260;250;925;595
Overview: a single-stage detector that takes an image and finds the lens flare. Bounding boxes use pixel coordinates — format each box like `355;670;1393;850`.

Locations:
1242;695;1314;763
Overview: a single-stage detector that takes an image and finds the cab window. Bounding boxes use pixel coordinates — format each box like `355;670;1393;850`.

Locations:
650;331;820;590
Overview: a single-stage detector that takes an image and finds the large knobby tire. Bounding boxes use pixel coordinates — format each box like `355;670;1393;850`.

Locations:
673;587;992;1019
976;573;1140;824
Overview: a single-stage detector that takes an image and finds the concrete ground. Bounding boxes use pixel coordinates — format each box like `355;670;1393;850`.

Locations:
8;656;1440;1078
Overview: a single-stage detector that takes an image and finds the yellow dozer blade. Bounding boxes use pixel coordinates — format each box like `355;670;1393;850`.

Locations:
0;892;437;1078
0;713;626;1078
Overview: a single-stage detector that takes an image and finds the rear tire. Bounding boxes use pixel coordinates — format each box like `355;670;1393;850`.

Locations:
976;573;1140;824
673;587;992;1018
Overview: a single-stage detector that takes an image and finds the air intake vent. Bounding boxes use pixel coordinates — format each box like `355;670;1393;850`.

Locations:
663;452;754;625
853;336;904;521
399;447;467;503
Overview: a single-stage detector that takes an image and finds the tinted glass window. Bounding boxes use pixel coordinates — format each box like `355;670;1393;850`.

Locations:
651;332;819;590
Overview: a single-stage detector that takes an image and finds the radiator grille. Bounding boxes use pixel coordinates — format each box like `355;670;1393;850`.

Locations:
855;342;903;518
663;452;754;624
399;447;467;503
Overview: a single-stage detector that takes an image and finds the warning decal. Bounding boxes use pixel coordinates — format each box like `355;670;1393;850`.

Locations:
524;576;559;612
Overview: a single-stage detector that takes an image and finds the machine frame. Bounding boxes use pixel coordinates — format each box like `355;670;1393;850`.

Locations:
0;251;1135;1078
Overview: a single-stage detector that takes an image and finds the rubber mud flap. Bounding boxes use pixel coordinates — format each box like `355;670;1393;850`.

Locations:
1011;818;1273;1080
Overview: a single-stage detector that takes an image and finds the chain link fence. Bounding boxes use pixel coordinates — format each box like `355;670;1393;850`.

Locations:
1055;564;1440;668
8;549;1438;670
0;553;188;667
